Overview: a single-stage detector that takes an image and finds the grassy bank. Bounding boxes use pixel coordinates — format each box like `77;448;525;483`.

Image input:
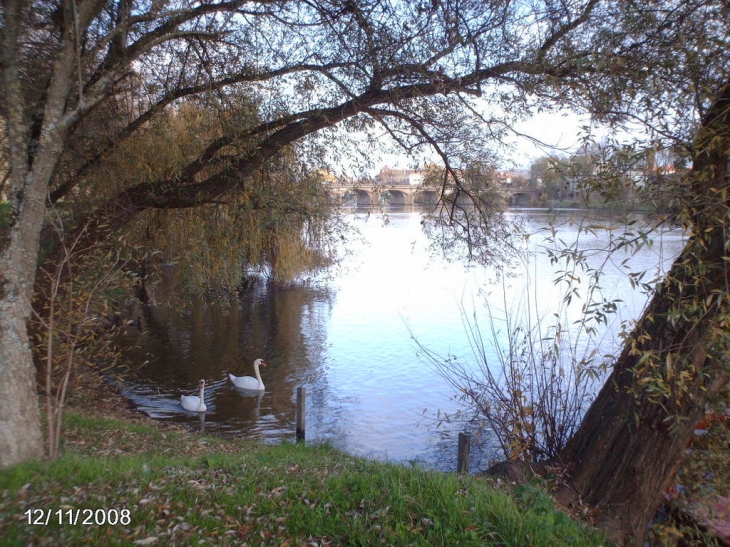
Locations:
0;411;606;546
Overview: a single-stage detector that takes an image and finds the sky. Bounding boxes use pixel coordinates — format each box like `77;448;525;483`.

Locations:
372;109;592;174
509;110;589;168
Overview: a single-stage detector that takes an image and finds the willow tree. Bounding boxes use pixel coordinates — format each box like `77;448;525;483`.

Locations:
1;0;611;467
70;100;339;295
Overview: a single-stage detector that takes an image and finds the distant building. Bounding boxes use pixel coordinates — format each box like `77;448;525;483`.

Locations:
498;169;531;186
375;167;423;186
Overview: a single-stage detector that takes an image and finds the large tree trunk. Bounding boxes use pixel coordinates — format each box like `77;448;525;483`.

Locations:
0;0;43;468
0;0;89;467
558;78;730;546
557;262;726;544
0;227;45;468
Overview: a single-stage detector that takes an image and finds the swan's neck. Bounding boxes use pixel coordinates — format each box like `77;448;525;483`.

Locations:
253;364;264;388
198;386;205;410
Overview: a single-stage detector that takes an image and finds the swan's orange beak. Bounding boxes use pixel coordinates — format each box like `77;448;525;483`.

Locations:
261;361;268;367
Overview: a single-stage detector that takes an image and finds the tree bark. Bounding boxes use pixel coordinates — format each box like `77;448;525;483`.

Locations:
0;0;90;466
558;77;730;546
1;0;44;467
0;259;44;469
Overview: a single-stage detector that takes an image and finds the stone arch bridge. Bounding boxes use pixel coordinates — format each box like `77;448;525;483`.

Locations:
325;183;543;207
326;184;437;207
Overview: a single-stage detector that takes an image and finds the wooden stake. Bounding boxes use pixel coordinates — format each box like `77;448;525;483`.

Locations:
457;432;470;474
296;387;306;443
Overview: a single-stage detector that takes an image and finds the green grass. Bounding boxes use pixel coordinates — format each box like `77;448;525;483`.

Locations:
0;412;606;546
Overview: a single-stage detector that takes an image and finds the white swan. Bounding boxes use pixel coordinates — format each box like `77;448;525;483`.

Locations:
181;379;207;412
229;358;267;391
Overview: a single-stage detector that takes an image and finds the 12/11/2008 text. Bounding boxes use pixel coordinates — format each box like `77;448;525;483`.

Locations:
24;508;131;526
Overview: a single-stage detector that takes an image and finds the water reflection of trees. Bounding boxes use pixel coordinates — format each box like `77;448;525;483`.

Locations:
120;278;336;435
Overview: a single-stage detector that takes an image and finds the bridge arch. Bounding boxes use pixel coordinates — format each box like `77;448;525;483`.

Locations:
345;189;372;207
382;190;408;206
414;190;438;206
509;189;542;206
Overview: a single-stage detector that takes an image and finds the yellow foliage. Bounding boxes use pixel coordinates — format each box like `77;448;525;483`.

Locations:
76;101;340;296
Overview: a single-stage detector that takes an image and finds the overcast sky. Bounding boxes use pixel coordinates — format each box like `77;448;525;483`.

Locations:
509;110;588;169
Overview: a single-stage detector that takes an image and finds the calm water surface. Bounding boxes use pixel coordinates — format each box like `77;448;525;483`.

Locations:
118;208;684;471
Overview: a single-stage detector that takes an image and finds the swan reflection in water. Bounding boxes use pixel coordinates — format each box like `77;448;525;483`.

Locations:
232;387;264;418
197;410;206;433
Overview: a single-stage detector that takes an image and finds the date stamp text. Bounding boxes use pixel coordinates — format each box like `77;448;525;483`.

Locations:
24;508;131;526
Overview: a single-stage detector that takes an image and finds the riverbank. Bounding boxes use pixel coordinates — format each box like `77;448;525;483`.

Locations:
0;378;607;546
1;369;726;546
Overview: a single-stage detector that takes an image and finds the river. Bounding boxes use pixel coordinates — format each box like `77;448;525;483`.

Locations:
116;207;685;471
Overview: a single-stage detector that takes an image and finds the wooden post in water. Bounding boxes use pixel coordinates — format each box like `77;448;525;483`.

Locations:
457;432;470;474
296;387;306;443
